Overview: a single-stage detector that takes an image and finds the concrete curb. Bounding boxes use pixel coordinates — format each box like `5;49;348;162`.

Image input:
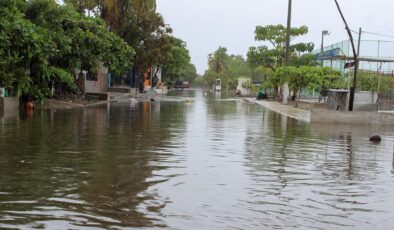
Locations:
243;98;311;122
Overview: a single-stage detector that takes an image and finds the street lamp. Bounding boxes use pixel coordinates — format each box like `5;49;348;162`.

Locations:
321;30;330;66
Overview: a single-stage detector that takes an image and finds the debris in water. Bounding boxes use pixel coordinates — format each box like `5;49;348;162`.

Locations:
369;135;382;143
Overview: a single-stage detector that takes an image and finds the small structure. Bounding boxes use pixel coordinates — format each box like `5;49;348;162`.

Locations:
84;67;109;94
236;77;251;96
215;79;222;91
0;88;19;117
315;40;394;112
327;89;349;111
76;64;110;101
326;89;379;112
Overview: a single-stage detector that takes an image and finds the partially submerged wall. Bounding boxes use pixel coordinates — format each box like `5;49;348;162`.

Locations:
311;109;394;125
0;97;19;118
85;73;108;94
0;97;19;111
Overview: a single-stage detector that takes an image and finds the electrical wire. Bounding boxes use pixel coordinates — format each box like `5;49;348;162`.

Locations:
362;31;394;40
367;20;394;32
350;29;394;40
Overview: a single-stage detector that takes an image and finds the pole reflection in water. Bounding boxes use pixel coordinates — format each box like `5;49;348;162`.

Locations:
0;90;393;229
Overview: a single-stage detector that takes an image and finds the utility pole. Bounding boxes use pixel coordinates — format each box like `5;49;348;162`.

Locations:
334;0;358;111
353;27;362;104
283;0;292;105
284;0;292;66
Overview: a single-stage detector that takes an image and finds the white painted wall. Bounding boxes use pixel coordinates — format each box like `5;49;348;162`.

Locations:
236;77;251;96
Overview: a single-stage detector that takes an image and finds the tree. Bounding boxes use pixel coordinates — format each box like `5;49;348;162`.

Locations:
181;63;198;84
26;0;134;73
0;0;135;101
247;24;317;98
247;25;315;69
0;0;57;99
253;25;314;66
268;66;341;105
161;38;197;85
226;55;251;89
204;47;229;88
67;0;174;78
204;47;252;89
208;47;229;75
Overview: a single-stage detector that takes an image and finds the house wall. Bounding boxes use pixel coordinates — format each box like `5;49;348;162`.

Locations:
236;78;251;96
85;67;109;94
0;97;19;114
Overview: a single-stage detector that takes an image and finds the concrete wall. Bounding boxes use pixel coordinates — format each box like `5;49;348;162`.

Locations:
236;78;251;96
84;65;109;94
355;91;378;103
85;73;108;94
326;91;380;112
327;90;348;111
311;109;394;125
0;97;19;115
297;100;326;110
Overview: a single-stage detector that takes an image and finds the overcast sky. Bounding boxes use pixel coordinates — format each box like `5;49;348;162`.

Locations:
156;0;394;74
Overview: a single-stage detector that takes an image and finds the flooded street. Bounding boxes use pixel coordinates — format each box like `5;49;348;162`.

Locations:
1;90;394;229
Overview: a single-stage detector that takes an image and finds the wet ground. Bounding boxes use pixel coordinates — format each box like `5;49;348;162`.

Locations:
0;89;393;229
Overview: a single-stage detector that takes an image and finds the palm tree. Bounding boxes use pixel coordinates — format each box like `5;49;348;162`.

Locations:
208;47;228;75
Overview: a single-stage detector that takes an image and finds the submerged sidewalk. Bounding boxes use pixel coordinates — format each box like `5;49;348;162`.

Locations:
244;98;311;122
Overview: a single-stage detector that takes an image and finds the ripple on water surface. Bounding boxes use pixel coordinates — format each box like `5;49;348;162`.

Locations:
0;91;394;229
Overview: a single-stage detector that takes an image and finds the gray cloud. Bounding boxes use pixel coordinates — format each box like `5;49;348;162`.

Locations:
157;0;394;74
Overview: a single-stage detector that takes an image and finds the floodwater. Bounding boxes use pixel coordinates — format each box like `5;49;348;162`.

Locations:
0;90;394;230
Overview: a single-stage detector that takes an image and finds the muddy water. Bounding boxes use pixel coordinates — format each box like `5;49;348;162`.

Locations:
0;90;393;229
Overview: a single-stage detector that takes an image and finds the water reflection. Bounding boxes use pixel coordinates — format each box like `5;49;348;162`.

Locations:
0;90;394;229
0;101;188;228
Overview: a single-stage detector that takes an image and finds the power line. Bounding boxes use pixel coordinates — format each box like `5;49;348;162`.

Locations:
368;20;394;32
350;29;394;40
362;31;394;40
350;29;359;34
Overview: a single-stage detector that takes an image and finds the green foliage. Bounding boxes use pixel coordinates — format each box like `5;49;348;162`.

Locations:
162;38;197;85
204;47;251;89
0;0;52;97
208;47;229;74
193;76;205;86
249;24;314;68
356;71;394;93
203;69;220;87
265;66;341;96
292;53;318;67
69;0;174;73
247;46;276;70
245;24;321;97
67;0;195;85
226;55;252;87
0;0;135;101
26;0;135;74
254;25;309;46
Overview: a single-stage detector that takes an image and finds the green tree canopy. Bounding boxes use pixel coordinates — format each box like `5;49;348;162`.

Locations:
161;37;197;85
0;0;135;100
203;47;251;89
67;0;175;74
247;24;315;69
